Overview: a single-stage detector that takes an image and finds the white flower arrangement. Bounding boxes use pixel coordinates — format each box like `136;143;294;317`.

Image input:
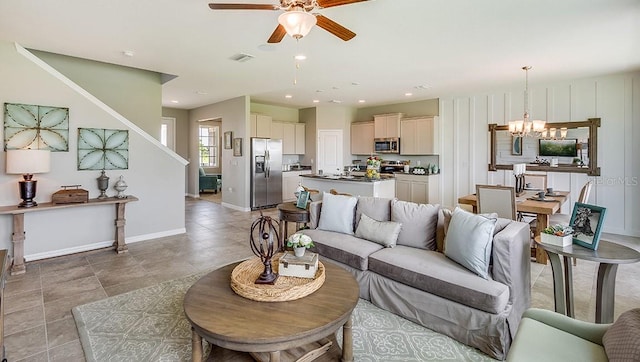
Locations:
287;233;314;249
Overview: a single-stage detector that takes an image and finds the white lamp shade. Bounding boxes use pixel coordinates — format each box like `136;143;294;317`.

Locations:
6;149;51;174
278;10;316;39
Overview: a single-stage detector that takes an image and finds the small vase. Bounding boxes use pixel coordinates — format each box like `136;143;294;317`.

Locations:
294;247;306;257
114;175;128;199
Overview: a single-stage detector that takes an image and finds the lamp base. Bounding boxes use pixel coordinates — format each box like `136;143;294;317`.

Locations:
18;179;38;208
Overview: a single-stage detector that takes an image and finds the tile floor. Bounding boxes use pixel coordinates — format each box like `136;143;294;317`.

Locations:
3;197;640;361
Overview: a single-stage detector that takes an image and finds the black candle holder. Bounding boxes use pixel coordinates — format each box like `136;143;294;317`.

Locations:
514;174;525;196
249;213;281;285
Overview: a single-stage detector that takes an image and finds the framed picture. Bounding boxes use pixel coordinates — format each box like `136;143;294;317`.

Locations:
569;202;607;250
296;190;310;209
224;131;233;149
233;138;242;157
511;136;523;155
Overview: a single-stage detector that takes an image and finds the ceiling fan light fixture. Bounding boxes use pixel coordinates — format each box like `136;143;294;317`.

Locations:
278;8;316;39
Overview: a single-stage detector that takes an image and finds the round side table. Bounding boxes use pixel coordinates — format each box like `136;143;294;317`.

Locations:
277;202;310;243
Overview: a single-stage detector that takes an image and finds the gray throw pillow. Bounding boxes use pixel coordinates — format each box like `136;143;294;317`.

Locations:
317;192;358;235
391;200;440;250
355;213;402;248
603;308;640;361
444;207;497;279
355;196;392;231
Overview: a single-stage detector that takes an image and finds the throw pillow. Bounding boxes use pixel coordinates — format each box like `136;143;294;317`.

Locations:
438;209;501;253
354;196;392;230
391;200;440;250
444;207;497;279
603;308;640;361
355;213;402;248
317;192;358;235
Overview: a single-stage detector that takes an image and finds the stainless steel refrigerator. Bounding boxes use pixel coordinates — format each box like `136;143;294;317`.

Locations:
251;137;283;209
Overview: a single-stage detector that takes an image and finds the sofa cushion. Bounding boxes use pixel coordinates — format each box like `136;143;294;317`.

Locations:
391;200;439;250
355;213;402;248
444;207;497;279
368;246;509;313
438;208;506;253
301;229;383;271
355;196;392;230
317;192;358;235
603;308;640;361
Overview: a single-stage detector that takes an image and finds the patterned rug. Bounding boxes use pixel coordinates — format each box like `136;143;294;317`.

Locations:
73;270;496;362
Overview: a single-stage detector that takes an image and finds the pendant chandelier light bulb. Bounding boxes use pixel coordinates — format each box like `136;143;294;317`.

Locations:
509;66;546;137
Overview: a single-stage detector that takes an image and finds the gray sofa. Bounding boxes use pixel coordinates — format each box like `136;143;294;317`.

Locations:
300;196;531;360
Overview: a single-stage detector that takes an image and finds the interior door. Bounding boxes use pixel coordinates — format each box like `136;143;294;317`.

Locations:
160;117;176;151
317;129;343;176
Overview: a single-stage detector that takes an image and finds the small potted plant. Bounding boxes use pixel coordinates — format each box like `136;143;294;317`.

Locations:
541;224;574;247
287;232;315;257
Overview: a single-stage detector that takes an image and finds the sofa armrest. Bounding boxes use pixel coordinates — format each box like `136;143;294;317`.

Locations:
523;308;611;345
308;201;323;229
491;219;531;335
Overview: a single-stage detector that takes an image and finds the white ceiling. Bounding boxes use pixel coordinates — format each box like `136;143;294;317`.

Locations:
1;0;638;110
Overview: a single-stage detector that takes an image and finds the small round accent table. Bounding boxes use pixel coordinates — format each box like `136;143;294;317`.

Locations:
184;261;359;361
536;237;640;323
277;202;310;242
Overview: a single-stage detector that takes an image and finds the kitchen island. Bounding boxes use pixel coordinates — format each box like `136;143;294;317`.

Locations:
301;174;395;199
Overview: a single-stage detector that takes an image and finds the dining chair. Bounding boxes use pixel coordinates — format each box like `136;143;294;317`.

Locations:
329;189;353;197
524;174;547;190
549;181;593;225
475;185;517;220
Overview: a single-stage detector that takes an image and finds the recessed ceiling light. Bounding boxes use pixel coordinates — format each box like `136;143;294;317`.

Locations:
294;54;307;60
122;50;134;57
358;100;366;103
285;94;293;99
171;100;179;104
313;99;320;103
405;92;413;96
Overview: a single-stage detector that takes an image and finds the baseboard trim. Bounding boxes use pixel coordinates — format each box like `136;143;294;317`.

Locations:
221;202;250;212
25;228;187;262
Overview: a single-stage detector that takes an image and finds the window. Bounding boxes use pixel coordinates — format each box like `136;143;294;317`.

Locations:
160;124;168;146
199;125;219;167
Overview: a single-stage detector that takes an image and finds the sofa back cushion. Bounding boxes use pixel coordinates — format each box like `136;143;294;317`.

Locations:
603;308;640;360
444;207;496;279
317;192;358;234
391;200;440;250
355;213;402;248
355;196;392;230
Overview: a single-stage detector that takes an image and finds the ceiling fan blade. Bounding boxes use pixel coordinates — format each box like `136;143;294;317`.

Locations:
315;15;356;41
208;3;280;10
267;24;287;43
316;0;368;8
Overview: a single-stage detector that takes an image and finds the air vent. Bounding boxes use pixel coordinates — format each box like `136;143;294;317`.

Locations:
230;53;255;62
329;100;342;104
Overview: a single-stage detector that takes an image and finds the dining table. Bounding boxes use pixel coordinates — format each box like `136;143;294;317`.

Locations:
458;189;569;264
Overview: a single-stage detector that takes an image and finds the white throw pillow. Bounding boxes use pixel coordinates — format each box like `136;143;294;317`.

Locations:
444;207;497;279
317;192;358;235
355;213;402;248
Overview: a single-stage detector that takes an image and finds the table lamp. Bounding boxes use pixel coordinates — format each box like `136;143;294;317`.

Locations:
6;149;51;207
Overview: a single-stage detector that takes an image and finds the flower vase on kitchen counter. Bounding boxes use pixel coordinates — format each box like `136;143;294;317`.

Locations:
366;156;381;180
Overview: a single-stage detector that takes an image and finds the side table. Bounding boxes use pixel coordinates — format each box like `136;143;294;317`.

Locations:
277;202;310;244
536;237;640;323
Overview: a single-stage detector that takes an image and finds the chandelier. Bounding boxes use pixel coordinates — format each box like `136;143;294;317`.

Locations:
508;66;546;137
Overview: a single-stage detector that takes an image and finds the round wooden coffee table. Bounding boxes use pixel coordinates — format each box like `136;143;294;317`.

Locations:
184;260;359;362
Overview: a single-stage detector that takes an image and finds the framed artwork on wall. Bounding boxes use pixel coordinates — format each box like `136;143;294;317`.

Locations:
224;131;232;149
570;202;606;250
233;138;242;157
511;136;522;155
4;103;70;151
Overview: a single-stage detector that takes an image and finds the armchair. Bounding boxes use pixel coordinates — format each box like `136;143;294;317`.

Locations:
199;167;219;194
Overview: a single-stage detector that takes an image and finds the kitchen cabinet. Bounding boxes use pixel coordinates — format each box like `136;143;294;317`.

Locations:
374;113;403;139
282;170;312;202
282;123;296;154
395;173;439;204
351;121;374;155
250;114;272;138
294;123;305;154
400;116;435;155
271;121;284;140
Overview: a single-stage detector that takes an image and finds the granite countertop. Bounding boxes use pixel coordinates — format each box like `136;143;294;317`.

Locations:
394;171;441;177
301;174;395;182
283;165;312;172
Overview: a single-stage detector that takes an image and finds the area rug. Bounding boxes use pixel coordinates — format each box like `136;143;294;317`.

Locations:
73;271;496;362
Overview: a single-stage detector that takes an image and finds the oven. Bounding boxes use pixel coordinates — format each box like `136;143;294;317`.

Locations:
374;138;400;154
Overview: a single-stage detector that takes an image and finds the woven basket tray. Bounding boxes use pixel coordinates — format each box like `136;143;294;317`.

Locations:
230;255;325;302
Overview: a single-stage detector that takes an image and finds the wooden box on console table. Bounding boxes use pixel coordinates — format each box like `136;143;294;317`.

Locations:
52;186;89;204
278;251;319;279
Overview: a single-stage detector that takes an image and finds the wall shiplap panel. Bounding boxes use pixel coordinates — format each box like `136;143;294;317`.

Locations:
439;71;640;237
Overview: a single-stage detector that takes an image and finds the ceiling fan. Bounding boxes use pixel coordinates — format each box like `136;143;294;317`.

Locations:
208;0;369;43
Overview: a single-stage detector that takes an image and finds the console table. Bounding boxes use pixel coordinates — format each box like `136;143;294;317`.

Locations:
0;196;138;275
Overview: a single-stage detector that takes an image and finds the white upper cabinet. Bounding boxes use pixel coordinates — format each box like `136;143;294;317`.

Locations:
374;113;403;139
400;116;435;155
271;121;305;154
282;123;296;154
351;122;374;155
294;123;305;154
250;114;272;138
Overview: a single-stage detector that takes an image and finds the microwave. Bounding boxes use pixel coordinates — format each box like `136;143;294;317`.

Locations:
374;138;400;154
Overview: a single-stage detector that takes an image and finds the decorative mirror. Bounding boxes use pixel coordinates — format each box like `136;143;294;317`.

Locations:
488;118;600;176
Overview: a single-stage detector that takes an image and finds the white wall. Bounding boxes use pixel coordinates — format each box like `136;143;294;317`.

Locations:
0;42;188;260
439;71;640;237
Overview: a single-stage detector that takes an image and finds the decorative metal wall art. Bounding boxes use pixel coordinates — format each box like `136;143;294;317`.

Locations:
78;128;129;170
4;103;69;151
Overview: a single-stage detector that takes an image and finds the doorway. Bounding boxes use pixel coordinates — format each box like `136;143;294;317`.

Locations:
317;129;343;176
160;117;176;151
